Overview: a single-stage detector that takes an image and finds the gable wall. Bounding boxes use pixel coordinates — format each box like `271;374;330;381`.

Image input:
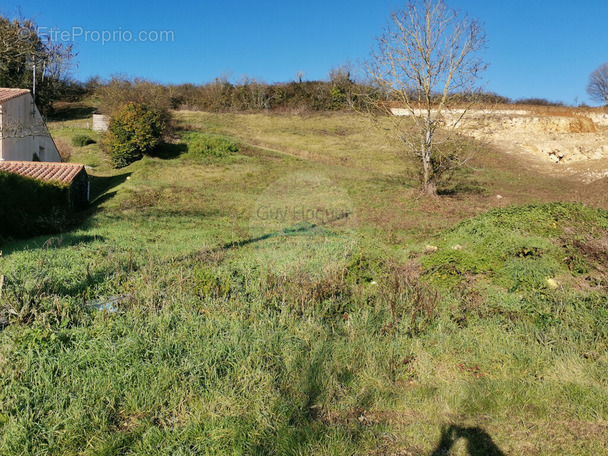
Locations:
0;93;61;162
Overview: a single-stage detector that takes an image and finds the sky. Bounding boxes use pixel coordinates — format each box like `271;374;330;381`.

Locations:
2;0;607;105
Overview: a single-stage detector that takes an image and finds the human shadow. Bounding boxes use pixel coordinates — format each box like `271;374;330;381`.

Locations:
431;425;507;456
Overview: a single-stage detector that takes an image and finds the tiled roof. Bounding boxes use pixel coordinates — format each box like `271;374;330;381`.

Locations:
0;161;86;184
0;88;30;104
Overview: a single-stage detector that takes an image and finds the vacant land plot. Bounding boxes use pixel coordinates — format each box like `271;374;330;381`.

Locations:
0;109;607;455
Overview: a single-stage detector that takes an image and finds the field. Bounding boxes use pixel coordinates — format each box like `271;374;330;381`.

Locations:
1;107;607;455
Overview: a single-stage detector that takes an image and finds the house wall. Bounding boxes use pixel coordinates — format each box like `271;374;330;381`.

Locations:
0;93;61;162
69;169;90;211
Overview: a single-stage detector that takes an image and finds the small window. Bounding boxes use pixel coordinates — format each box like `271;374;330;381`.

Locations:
39;146;45;161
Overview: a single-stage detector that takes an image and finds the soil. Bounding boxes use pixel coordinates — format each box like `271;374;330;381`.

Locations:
460;108;608;183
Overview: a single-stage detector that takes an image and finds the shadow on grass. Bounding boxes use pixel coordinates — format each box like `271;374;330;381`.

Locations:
437;181;487;197
249;342;337;454
48;105;97;121
431;425;506;456
149;142;188;160
2;233;106;256
89;172;131;203
220;221;342;250
2;173;129;253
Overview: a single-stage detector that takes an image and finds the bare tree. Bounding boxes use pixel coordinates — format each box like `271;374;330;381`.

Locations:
365;0;487;196
587;63;608;106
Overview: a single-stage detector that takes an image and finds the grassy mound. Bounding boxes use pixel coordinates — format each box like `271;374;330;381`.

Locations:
181;132;239;161
422;202;608;291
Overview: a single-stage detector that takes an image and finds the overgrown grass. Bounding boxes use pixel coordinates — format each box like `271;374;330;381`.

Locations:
0;110;606;455
181;131;239;159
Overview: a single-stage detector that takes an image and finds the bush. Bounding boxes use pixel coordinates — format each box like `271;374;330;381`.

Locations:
103;103;166;168
0;172;71;240
513;97;565;107
96;76;173;118
71;135;95;147
184;133;239;158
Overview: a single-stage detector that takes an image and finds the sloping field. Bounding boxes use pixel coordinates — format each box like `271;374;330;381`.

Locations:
0;109;606;455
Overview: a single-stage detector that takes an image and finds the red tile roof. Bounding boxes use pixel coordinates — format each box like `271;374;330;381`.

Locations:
0;88;30;104
0;161;86;184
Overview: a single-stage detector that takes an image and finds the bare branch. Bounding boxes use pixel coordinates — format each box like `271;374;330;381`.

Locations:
362;0;486;196
587;63;608;106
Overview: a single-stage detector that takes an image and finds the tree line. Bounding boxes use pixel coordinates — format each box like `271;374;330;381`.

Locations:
1;12;606;117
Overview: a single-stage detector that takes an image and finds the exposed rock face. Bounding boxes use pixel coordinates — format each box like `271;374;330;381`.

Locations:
462;114;607;165
390;107;608;179
463;115;596;134
588;112;608;126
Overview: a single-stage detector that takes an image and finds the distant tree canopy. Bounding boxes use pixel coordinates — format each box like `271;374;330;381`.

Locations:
66;73;571;114
0;15;75;114
91;73;365;114
587;63;608;106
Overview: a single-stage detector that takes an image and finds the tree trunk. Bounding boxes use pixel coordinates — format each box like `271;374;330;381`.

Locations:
422;125;438;197
423;178;437;196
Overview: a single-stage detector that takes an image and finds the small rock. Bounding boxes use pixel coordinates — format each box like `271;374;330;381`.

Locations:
546;278;559;289
452;244;463;251
425;245;438;253
496;195;503;199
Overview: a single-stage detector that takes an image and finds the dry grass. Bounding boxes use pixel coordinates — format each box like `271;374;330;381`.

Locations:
52;136;72;162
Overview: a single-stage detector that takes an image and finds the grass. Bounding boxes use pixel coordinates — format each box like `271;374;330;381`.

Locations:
0;108;607;455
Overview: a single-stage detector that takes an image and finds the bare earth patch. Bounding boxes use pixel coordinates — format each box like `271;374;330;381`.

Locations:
460;109;608;182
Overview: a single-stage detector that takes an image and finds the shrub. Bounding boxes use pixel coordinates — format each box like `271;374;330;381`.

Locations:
103;102;166;168
184;133;239;158
0;172;71;240
71;135;95;147
514;97;565;107
96;76;172;117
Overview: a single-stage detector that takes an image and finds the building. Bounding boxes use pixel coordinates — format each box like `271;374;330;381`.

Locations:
0;161;89;210
0;88;61;162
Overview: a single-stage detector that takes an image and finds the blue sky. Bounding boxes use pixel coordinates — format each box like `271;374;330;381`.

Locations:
2;0;607;105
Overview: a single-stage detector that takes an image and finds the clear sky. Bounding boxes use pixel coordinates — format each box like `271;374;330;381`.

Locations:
2;0;607;105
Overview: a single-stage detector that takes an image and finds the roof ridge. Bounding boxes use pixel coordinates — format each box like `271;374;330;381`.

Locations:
1;160;83;166
0;88;31;104
0;160;87;184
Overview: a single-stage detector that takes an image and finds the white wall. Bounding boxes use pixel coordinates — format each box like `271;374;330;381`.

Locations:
0;93;61;162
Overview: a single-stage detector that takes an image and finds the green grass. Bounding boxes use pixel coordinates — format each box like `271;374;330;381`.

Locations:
0;109;606;455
